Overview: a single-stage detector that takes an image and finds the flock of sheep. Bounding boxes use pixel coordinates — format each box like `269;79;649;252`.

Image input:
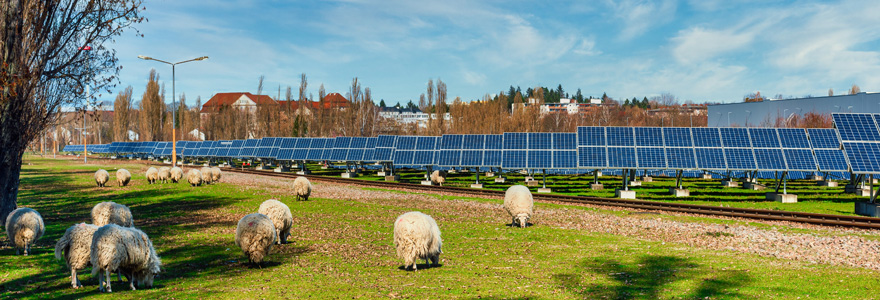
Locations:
5;163;537;292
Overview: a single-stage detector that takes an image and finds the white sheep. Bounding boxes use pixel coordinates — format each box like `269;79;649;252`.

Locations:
503;185;534;228
200;167;213;185
5;207;45;256
95;169;110;187
145;167;159;184
116;169;131;187
234;213;277;264
293;176;311;201
430;170;446;186
170;167;183;183
158;167;171;183
258;199;292;245
187;169;202;187
55;223;99;288
211;167;222;182
393;211;442;271
91;224;161;292
91;201;134;227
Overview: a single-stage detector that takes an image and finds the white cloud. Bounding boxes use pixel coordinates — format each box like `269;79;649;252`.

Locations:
606;0;677;40
461;69;487;86
671;25;759;64
573;38;601;56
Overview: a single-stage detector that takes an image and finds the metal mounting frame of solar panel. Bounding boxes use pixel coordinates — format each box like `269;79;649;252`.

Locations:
831;113;876;174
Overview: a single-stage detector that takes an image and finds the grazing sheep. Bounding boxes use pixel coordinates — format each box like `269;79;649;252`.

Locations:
91;224;161;293
430;170;446;186
258;200;292;245
200;167;213;185
5;207;45;256
503;185;534;228
187;169;202;187
158;167;171;183
116;169;131;187
211;167;222;182
95;169;110;187
145;167;159;184
170;167;183;183
234;213;277;264
55;223;99;288
292;176;311;201
91;202;134;227
393;211;442;271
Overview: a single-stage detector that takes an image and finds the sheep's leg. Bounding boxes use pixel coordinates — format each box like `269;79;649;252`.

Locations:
129;277;136;290
104;269;112;292
71;268;79;288
98;270;105;292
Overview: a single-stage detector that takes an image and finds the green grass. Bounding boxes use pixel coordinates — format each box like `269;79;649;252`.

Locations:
1;156;878;299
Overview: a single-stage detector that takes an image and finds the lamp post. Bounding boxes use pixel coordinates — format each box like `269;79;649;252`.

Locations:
745;110;751;127
138;55;208;167
727;111;732;127
783;109;789;128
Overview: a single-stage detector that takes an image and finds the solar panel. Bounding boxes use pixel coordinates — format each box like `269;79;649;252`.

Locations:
461;150;482;166
636;147;666;169
372;135;397;162
724;148;756;170
485;135;503;150
720;128;751;148
553;151;578;169
665;147;697;169
807;128;841;149
748;128;780;148
783;149;817;171
392;150;414;166
833;114;880;142
634;127;663;147
462;134;485;149
440;134;462;150
528;133;552;149
503;133;527;149
778;128;811;149
502;150;527;169
415;136;437;150
527;150;552;168
692;128;722;147
552;133;576;150
606;127;634;147
843;142;880;173
814;149;849;172
695;148;726;170
483;150;502;166
663;128;692;147
607;147;636;168
754;148;785;170
577;127;605;146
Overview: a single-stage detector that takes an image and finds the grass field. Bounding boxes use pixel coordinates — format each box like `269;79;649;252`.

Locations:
1;156;878;299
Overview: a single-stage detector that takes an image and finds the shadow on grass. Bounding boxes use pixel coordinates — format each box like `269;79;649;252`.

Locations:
396;263;444;271
553;255;752;299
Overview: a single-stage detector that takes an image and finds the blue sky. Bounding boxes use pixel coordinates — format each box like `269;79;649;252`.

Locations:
103;0;880;107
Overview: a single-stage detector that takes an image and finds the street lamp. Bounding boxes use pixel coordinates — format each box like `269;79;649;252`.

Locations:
138;55;208;167
727;111;732;127
745;110;751;127
783;109;789;128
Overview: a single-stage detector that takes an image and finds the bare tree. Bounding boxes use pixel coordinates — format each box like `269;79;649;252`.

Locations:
0;0;144;220
849;84;861;95
828;88;834;97
113;86;133;142
139;69;165;141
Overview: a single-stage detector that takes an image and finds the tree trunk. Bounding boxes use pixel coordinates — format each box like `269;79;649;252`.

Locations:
0;146;23;223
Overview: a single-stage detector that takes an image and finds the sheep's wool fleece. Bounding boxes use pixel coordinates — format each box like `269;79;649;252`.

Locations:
258;199;292;243
5;208;45;251
211;167;221;181
91;202;134;227
158;167;171;182
55;223;99;270
293;177;311;200
200;167;213;184
393;211;442;268
90;224;161;284
187;169;202;186
235;213;276;263
116;169;131;186
95;169;110;187
170;167;184;183
430;170;445;185
503;185;534;219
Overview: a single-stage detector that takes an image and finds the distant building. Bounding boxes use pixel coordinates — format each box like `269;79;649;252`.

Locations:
378;106;449;128
517;98;603;115
707;92;880;127
200;92;350;117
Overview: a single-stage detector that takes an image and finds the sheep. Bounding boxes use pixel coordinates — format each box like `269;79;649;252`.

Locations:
91;201;134;227
5;207;45;256
503;185;534;228
145;167;159;184
292;176;312;201
158;167;171;183
116;169;131;187
393;211;442;271
187;169;202;187
430;170;447;186
257;199;292;245
211;167;222;182
201;167;213;185
170;167;183;183
55;223;99;288
91;224;161;293
234;213;277;264
95;169;110;187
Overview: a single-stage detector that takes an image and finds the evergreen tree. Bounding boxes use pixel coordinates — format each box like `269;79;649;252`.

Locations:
556;84;564;100
575;88;584;103
624;99;631;107
379;99;386;108
508;86;516;101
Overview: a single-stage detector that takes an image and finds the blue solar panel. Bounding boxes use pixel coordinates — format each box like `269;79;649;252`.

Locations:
412;150;435;165
483;150;502;166
577;147;607;168
554;151;577;169
724;148;756;170
606;127;634;147
415;137;437;150
439;150;461;166
636;147;666;169
720;128;751;148
553;133;576;150
833;114;880;142
462;135;485;149
365;137;377;149
783;149;817;171
577;127;605;146
695;148;726;170
663;128;692;147
754;148;785;170
440;135;462;150
843;142;880;173
346;149;365;161
778;128;811;149
396;136;417;150
607;147;636;168
502;150;527;169
350;137;368;149
393;150;414;166
461;150;482;166
807;128;841;149
485;135;503;149
503;133;527;149
377;135;397;147
528;133;552;150
748;128;780;148
814;149;849;172
666;147;697;169
692;128;722;147
635;127;663;147
528;150;552;168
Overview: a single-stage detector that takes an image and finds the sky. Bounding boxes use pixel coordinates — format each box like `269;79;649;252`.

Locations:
101;0;880;107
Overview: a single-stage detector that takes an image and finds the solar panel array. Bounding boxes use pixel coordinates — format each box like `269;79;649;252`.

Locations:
832;113;877;174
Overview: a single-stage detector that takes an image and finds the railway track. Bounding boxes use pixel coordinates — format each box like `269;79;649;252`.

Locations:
219;166;880;230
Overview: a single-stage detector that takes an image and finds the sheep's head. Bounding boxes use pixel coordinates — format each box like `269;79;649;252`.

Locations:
515;214;530;228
